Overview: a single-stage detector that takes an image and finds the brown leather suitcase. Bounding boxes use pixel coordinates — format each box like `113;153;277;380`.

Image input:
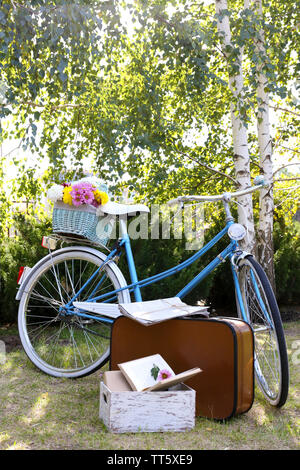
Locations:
110;316;254;420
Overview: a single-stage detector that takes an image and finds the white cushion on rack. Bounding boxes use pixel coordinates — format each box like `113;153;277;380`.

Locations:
97;201;150;216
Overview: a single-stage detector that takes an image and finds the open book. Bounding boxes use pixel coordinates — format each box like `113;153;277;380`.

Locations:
118;353;202;392
118;297;209;325
73;301;122;319
73;297;209;326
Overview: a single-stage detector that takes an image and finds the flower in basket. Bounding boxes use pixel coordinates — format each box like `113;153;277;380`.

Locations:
62;185;73;205
93;189;109;206
70;181;95;206
47;183;64;203
47;179;109;208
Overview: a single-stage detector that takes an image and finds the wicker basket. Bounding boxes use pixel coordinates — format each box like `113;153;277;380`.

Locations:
52;201;115;246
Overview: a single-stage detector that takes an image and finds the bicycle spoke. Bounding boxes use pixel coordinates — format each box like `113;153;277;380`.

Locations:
19;250;129;377
43;322;68;365
64;260;76;298
30;288;62;310
69;324;86;368
81;327;97;364
27;316;59;341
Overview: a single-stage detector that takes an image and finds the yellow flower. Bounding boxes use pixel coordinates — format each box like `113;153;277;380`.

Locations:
93;190;109;206
63;186;73;205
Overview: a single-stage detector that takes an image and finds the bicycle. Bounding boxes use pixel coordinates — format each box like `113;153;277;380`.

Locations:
16;179;289;407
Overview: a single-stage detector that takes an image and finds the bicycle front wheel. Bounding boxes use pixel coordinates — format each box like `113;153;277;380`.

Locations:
237;255;289;407
18;248;130;378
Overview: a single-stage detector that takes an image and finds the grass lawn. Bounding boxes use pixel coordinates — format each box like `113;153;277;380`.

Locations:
0;321;299;450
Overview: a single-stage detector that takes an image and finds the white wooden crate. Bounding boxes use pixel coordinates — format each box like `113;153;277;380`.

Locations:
99;381;195;433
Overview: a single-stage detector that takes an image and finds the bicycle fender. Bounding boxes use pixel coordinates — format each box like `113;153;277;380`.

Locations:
15;246;124;301
231;250;253;267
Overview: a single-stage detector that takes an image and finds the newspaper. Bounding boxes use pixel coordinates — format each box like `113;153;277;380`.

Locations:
118;297;209;325
73;301;122;318
74;297;209;325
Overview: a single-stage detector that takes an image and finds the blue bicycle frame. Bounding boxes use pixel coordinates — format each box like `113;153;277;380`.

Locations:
64;218;247;323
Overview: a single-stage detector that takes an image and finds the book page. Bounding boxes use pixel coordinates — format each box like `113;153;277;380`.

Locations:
73;302;122;319
119;298;209;324
119;298;185;317
145;367;202;391
118;354;175;391
74;298;209;324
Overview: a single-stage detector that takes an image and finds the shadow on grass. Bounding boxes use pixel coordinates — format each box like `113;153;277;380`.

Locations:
0;322;299;450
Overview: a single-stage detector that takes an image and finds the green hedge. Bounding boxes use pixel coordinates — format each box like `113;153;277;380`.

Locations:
273;220;300;306
0;214;52;324
0;214;299;325
119;217;233;310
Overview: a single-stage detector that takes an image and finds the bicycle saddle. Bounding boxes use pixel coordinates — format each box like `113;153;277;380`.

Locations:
97;201;150;216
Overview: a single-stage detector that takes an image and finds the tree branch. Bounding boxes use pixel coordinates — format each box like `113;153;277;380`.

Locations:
250;160;262;170
278;145;300;155
274;184;300;192
274;177;300;182
269;105;300;118
155;13;227;60
21;101;83;112
273;162;300;176
274;186;300;208
175;148;238;185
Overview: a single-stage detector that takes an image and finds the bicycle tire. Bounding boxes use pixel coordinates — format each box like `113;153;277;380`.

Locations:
236;255;289;407
18;247;130;378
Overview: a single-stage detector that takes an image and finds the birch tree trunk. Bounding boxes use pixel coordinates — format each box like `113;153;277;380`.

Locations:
254;0;276;290
215;0;256;253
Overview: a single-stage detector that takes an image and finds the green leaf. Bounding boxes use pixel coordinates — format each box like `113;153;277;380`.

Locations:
57;58;68;74
150;364;160;380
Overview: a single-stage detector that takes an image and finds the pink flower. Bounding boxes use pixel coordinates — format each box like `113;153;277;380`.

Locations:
158;369;173;381
70;182;96;207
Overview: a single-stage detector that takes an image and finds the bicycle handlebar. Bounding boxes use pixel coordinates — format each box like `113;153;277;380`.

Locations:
167;177;268;206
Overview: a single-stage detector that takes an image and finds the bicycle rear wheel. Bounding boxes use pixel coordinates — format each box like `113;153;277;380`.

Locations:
18;248;130;378
237;255;289;407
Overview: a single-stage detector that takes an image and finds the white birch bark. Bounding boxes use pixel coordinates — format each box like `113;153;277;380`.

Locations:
254;0;275;288
215;0;256;253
